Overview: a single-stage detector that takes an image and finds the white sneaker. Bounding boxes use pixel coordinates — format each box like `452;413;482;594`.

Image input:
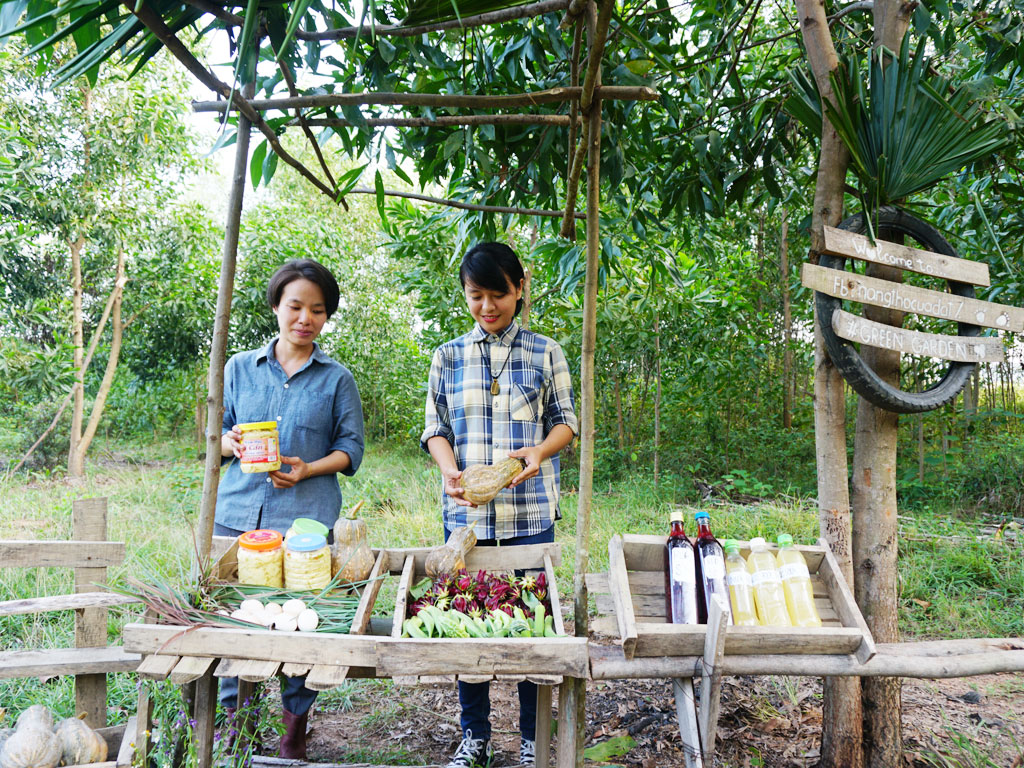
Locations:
446;730;493;768
519;737;536;767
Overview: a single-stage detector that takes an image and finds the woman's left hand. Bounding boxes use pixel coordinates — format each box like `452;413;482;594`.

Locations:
507;446;542;486
270;456;311;488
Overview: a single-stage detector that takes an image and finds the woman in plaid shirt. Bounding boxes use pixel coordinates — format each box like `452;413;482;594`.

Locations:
422;242;578;768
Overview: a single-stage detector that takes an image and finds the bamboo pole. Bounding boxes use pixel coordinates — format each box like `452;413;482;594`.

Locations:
195;80;255;565
192;85;659;113
299;114;578;128
344;187;584;218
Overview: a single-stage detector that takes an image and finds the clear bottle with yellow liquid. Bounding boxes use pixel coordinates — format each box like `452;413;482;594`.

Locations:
722;539;759;626
776;533;821;627
746;537;791;626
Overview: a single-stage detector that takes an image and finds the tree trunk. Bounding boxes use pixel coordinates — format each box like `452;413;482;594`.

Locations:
793;0;862;761
780;208;793;430
614;376;625;453
68;235;86;479
653;311;661;488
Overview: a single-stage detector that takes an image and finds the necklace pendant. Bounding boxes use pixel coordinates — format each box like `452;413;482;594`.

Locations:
490;378;500;396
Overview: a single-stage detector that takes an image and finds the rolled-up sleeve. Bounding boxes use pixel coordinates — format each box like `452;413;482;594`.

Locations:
420;347;454;451
544;343;578;435
331;369;365;475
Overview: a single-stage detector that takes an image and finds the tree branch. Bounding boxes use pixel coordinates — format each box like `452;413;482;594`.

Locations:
299;114;577;128
347;186;584;218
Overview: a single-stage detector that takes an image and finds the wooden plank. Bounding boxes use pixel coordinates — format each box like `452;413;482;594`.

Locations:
380;542;561;575
214;656;249;678
698;595;728;764
0;540;125;568
211;535;238;572
607;535;639;659
350;549;387;636
672;677;704;768
833;309;1005;363
535;684;553;768
375;637;590;677
0;592;137;617
169;656;217;685
0;646;140;679
817;537;876;663
136;653;180;680
235;658;281;682
544;554;566;637
304;664;349;690
392;554;415;639
280;662;311;677
630;623;865;657
74;498;109;729
418;675;457;685
458;674;493;684
823;225;991;286
802;263;1024;332
193;669;218;768
123;624;378;667
115;716;137;768
135;690;152;768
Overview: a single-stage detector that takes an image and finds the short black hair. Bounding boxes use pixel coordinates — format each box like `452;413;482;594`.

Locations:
459;242;525;316
266;259;340;318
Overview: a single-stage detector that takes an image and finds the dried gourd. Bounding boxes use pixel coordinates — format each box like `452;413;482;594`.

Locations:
55;717;107;766
12;709;51;734
0;727;61;768
460;458;525;505
332;501;376;584
0;732;11;755
425;523;477;578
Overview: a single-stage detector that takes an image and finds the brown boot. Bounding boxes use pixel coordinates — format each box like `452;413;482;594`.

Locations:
279;709;308;760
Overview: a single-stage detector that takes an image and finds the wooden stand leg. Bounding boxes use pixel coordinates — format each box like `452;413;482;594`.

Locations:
673;678;704;768
235;679;257;756
135;687;152;768
194;669;218;768
698;594;728;763
556;677;584;768
535;684;552;768
73;498;109;728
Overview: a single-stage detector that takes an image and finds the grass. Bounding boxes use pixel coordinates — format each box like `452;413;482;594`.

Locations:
2;433;1023;750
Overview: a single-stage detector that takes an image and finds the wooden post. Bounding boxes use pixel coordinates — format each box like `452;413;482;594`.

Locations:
535;684;553;768
193;668;219;768
672;678;704;768
697;594;728;763
73;497;108;728
195;78;256;565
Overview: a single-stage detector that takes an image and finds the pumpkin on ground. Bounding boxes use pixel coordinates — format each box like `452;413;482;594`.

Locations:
12;709;51;735
55;717;107;766
0;726;61;768
332;501;375;584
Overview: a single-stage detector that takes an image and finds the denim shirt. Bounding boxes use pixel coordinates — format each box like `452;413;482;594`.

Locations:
215;339;364;535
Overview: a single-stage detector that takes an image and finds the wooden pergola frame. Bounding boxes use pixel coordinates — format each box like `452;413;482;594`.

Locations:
123;1;658;764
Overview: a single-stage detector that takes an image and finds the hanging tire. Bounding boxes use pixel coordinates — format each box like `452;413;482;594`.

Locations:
816;206;980;414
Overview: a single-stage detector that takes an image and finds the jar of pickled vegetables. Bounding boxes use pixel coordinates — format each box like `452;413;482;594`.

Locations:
285;517;330;541
284;533;332;591
238;421;281;473
237;529;284;587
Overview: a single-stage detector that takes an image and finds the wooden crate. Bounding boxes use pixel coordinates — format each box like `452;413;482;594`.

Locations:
121;536;386;689
374;542;589;681
602;534;875;663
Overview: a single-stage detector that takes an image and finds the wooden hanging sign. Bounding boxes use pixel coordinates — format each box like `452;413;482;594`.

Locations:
802;263;1024;333
823;226;991;287
831;309;1005;363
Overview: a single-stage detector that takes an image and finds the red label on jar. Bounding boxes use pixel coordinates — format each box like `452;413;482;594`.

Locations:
242;436;279;464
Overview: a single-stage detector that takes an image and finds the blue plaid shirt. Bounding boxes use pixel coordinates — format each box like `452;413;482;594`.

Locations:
421;321;578;540
215;339;364;535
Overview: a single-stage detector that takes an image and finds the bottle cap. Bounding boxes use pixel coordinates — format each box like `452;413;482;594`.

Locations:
694;511;709;521
238;529;283;551
670;511;684;523
290;518;329;538
722;538;739;553
287;533;328;552
777;533;794;547
749;536;767;550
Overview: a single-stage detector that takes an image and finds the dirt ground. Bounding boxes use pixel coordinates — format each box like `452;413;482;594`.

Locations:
301;672;1024;767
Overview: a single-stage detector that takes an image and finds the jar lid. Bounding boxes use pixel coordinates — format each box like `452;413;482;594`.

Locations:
238;421;278;432
287;533;328;552
239;529;283;551
290;518;329;537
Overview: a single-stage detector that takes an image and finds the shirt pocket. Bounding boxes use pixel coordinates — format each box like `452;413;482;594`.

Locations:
294;394;333;435
510;382;542;423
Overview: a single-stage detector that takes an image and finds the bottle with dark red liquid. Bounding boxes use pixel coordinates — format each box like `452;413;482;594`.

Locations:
693;511;733;625
664;510;698;624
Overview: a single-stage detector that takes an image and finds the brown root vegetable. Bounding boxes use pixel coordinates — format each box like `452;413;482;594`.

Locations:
425;523;478;578
459;458;525;505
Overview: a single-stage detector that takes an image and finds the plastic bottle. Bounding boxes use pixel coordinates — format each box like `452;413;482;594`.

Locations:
746;537;791;626
693;512;732;625
776;533;821;627
664;511;698;625
722;539;759;626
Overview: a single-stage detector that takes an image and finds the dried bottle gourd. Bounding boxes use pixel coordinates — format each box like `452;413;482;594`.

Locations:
425;523;478;578
333;501;375;583
459;457;525;505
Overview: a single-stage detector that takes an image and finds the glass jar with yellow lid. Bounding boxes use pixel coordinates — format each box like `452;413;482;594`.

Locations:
238;421;281;473
284;533;332;591
237;529;284;587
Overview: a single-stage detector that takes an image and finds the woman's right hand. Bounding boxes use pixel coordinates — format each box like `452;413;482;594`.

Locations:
221;426;242;459
441;466;476;507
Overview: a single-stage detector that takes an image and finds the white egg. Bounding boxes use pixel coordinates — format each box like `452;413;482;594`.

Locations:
240;598;264;614
216;609;230;616
264;602;283;615
229;609;249;621
273;615;298;632
282;599;307;617
296;609;320;632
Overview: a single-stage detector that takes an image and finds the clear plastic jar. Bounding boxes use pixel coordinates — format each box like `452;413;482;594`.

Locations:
237;529;284;587
285;517;330;541
238;421;281;473
284;533;332;591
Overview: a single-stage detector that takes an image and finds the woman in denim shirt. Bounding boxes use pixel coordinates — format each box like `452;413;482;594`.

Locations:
215;259;364;758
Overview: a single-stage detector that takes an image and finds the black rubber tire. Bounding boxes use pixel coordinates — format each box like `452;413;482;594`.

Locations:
816;206;980;414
